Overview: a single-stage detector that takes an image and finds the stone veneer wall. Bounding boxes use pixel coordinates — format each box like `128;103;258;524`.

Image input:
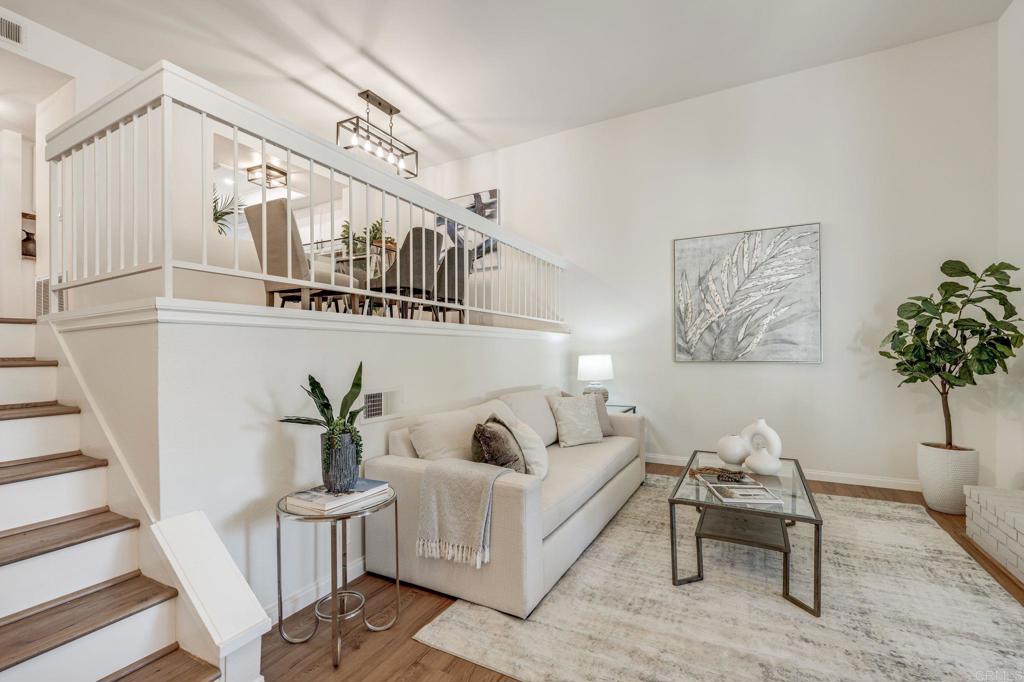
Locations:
965;486;1024;585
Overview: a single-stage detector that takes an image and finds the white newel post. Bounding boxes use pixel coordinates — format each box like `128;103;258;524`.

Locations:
161;95;174;297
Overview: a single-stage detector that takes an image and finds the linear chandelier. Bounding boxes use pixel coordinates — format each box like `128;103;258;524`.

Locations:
337;90;419;178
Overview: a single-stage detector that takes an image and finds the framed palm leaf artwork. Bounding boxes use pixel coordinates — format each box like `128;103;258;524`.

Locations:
673;223;821;362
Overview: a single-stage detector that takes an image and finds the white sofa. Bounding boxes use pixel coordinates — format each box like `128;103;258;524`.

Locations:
364;389;646;618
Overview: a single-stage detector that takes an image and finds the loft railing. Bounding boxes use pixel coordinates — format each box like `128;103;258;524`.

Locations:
44;61;565;328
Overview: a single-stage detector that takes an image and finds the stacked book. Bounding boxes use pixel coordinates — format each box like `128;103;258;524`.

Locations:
286;478;390;514
696;471;782;506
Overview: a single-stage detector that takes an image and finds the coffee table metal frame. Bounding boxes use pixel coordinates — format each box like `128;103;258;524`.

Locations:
276;487;400;667
669;450;823;616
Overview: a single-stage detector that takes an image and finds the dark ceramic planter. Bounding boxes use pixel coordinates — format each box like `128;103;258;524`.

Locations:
321;432;359;493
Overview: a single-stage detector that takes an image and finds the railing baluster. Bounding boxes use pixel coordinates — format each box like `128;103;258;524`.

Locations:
232;127;239;271
70;149;77;281
118;122;125;271
260;139;267;276
147;104;154;265
364;181;370;305
346;175;354;308
106;132;112;273
132;112;139;267
395;196;402;311
329;167;336;289
161;97;173;295
200;112;208;266
93;136;99;275
286;149;292;280
309;157;315;287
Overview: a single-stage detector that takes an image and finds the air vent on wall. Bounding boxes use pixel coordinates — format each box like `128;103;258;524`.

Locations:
363;389;399;421
1;17;23;45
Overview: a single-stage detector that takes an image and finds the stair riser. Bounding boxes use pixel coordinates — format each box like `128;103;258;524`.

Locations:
0;326;34;358
0;367;57;405
0;599;175;682
0;530;138;620
0;414;79;462
0;469;107;533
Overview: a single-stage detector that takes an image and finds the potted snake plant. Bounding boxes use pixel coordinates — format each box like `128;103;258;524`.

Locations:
880;261;1021;514
280;363;364;493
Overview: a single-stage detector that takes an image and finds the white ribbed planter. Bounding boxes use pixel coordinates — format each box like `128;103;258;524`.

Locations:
917;443;979;515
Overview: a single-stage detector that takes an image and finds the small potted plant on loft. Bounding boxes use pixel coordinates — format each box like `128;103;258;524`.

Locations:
280;363;364;494
880;260;1022;514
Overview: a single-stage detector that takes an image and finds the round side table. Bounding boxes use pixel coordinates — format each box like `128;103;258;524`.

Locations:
275;486;400;668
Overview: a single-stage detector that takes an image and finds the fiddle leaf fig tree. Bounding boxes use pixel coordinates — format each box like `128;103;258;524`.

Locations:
880;261;1022;449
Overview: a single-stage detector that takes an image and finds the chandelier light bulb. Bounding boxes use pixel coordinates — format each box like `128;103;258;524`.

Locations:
376;144;385;158
397;157;406;170
363;139;373;152
387;151;397;164
350;132;359;146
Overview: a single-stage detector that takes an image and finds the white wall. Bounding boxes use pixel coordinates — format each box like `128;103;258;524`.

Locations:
20;138;33;211
0;6;138;286
421;25;1002;488
997;0;1024;489
0;129;33;317
55;299;568;616
34;81;75;283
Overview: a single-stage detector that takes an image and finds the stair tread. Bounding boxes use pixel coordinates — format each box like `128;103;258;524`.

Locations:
112;647;220;682
0;574;177;672
0;452;106;486
0;403;80;421
0;509;139;567
0;358;57;368
0;318;35;325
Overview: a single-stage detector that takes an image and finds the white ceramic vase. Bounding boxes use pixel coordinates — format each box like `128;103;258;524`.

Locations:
917;443;979;515
740;418;783;458
745;447;782;475
716;435;748;465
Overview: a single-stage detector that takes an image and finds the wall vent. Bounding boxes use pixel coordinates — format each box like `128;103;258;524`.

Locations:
0;17;23;45
363;389;399;421
35;277;65;317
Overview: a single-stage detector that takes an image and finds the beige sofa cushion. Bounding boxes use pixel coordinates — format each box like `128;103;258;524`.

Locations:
548;396;603;447
410;399;516;460
506;419;549;479
540;436;638;536
499;388;560;446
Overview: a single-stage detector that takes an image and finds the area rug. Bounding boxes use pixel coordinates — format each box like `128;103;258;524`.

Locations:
414;474;1024;681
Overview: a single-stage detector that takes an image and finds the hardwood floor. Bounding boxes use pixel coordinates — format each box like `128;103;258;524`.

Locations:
262;462;1024;681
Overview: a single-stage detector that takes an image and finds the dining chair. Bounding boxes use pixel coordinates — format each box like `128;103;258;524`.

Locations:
244;199;365;311
367;227;446;317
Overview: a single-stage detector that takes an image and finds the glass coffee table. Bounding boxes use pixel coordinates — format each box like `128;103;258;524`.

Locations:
669;450;823;616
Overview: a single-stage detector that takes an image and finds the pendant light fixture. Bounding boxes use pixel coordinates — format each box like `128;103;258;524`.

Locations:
337;90;418;178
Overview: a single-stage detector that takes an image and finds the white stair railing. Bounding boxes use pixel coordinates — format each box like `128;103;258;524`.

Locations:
44;61;565;328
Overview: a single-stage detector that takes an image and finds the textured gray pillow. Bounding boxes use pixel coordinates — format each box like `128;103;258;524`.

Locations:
471;415;527;473
549;396;603;447
556;391;613;437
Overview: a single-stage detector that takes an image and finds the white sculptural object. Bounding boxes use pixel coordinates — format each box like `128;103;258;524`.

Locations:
740;418;783;475
716;434;748;465
744;446;783;475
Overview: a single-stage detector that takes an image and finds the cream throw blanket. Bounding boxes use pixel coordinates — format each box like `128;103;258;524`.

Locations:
416;459;509;569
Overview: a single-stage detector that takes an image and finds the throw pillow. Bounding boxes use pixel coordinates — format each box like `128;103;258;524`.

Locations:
553;392;613;437
504;418;549;478
497;388;560;446
410;399;517;460
471;415;527;473
549;396;603;448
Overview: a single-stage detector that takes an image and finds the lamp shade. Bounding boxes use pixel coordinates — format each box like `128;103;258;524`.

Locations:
577;354;614;382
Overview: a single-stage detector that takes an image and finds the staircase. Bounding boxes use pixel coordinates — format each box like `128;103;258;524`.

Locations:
0;318;219;682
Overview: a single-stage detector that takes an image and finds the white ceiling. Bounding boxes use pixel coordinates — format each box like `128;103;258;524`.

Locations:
2;0;1011;165
0;49;71;139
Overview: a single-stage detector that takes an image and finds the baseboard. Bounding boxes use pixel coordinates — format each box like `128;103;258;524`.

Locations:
263;556;365;622
645;453;921;492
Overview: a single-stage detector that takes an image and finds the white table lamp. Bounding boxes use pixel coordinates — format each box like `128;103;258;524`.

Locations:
578;354;613;403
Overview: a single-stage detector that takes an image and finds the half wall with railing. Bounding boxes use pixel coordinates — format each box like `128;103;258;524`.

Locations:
44;61;565;329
